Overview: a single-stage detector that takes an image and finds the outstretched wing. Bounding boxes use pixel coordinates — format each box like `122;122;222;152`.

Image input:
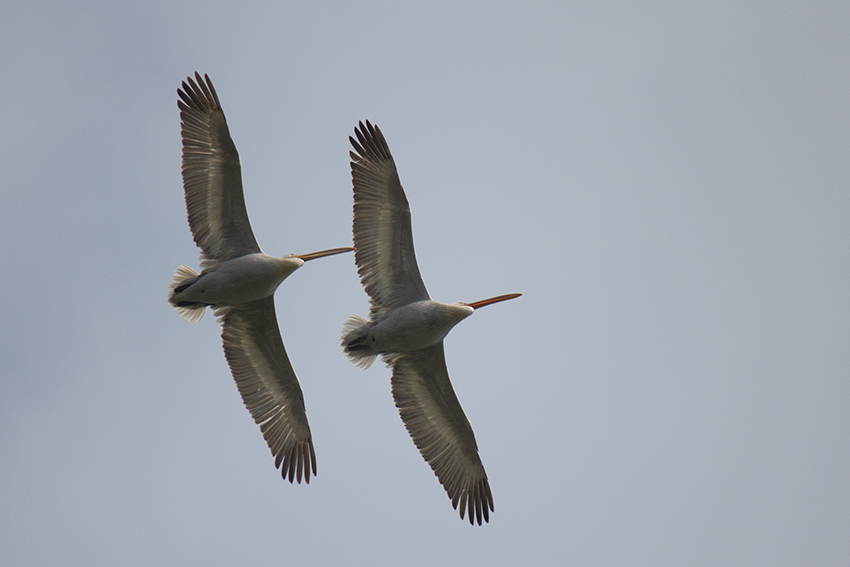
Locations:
389;343;493;524
349;121;430;320
179;72;261;265
218;297;316;483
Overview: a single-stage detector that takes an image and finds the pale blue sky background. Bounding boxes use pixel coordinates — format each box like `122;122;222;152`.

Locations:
2;1;849;565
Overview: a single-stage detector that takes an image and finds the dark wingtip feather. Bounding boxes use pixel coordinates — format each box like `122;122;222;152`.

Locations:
177;72;222;114
350;120;393;163
454;482;492;525
277;441;316;485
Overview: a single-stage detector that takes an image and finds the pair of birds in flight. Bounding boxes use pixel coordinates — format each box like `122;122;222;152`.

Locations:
168;72;521;525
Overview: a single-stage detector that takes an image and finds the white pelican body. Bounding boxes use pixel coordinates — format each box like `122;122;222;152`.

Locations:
168;73;353;484
171;251;346;320
342;301;472;365
341;121;521;525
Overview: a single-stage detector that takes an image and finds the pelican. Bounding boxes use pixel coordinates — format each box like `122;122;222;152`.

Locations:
340;121;521;525
168;72;353;484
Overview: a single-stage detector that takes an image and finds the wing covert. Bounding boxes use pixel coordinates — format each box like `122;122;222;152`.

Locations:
218;297;316;483
349;121;430;319
389;343;493;524
179;72;261;265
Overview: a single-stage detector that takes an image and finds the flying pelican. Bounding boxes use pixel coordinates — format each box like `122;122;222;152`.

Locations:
340;121;521;525
168;72;353;484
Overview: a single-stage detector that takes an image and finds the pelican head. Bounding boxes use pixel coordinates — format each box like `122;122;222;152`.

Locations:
461;292;522;310
284;246;354;267
276;246;354;281
289;247;355;262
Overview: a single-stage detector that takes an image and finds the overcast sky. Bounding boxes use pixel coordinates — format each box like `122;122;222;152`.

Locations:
2;1;848;565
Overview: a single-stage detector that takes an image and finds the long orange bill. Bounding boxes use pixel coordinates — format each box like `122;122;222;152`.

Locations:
464;292;522;309
294;247;355;261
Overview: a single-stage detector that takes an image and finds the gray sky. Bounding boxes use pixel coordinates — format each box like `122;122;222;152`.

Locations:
2;1;848;565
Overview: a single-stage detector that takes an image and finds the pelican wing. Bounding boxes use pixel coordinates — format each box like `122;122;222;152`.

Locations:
179;73;261;265
219;297;316;483
350;121;430;319
389;343;493;525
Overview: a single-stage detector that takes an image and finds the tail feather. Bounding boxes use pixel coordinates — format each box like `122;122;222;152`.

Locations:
168;265;206;323
341;314;377;369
